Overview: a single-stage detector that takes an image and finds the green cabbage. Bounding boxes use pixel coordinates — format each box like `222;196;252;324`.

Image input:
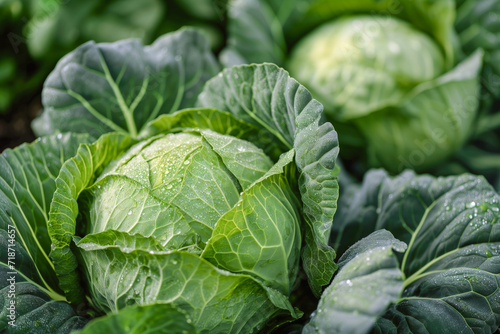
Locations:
289;15;482;172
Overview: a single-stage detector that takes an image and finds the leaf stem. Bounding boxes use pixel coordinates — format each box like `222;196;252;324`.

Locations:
98;51;138;138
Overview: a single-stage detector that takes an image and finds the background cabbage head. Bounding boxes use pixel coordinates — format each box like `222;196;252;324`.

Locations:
289;15;482;173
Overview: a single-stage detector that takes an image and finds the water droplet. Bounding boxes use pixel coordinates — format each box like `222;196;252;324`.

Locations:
346;279;353;286
466;201;476;209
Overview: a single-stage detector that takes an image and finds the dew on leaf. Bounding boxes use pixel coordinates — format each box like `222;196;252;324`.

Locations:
466;201;476;209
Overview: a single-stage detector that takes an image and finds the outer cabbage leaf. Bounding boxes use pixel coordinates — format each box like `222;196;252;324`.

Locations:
0;133;91;294
0;230;87;333
331;169;500;333
34;28;219;139
202;149;301;295
197;63;340;296
74;304;198;334
75;231;297;334
48;133;136;303
139;108;261;142
303;230;406;334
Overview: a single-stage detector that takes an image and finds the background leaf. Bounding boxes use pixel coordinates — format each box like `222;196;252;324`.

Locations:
220;0;286;67
34;28;219;139
26;0;165;60
456;0;500;99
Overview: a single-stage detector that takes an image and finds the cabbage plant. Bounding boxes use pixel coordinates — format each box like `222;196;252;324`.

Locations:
315;169;500;334
222;0;484;173
0;28;340;333
2;23;500;334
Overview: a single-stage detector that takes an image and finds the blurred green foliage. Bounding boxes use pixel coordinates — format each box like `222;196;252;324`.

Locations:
0;0;228;114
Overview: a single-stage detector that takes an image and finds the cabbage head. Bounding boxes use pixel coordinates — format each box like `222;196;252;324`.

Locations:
38;55;339;332
80;130;302;297
0;29;340;333
289;15;483;172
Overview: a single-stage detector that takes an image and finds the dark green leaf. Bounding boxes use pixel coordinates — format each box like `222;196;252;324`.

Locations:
34;28;219;139
330;170;387;257
332;170;500;333
303;230;406;334
0;229;87;334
